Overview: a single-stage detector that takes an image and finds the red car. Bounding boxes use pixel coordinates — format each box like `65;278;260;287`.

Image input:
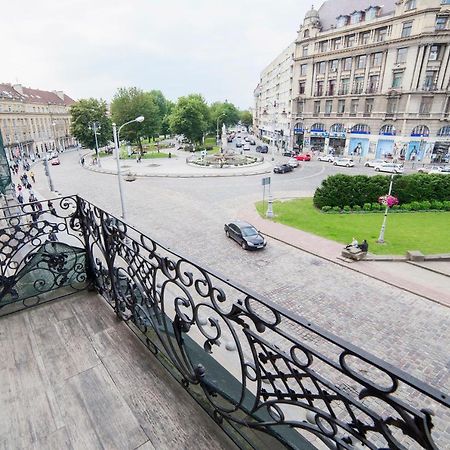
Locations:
51;158;61;165
295;153;311;161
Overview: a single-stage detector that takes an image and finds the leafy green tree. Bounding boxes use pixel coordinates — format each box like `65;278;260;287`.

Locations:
70;98;112;150
147;90;169;139
240;110;253;129
161;100;175;137
209;102;240;133
110;87;159;150
169;94;210;144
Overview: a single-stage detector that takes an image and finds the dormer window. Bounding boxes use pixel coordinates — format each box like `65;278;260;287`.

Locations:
304;29;310;38
350;11;363;25
365;6;380;21
336;15;349;28
405;0;416;11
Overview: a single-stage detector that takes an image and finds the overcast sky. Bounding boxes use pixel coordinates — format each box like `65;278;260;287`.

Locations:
3;1;323;109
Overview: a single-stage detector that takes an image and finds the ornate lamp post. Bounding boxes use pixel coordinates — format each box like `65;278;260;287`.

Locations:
377;174;399;243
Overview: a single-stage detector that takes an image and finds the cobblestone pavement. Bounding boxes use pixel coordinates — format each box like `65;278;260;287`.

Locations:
28;150;450;442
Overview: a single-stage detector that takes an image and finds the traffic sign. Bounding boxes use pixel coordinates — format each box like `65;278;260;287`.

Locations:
262;177;271;186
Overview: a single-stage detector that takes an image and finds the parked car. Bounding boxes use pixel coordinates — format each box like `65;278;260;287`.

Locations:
427;166;450;174
333;158;354;167
250;139;256;145
51;158;61;165
374;163;404;174
224;221;266;250
243;143;250;151
364;159;387;168
236;141;243;148
227;137;233;143
49;151;59;160
318;154;334;162
295;153;311;161
260;145;269;153
417;165;443;174
439;167;450;174
282;150;296;157
273;164;293;174
244;137;250;142
287;158;299;168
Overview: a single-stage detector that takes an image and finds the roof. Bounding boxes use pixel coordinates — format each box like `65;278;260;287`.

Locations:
318;0;396;30
0;83;75;105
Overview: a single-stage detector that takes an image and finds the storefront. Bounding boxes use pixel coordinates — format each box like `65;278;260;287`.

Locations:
293;122;304;149
310;123;327;152
348;124;370;157
432;126;450;163
376;125;396;159
407;125;429;161
329;124;346;155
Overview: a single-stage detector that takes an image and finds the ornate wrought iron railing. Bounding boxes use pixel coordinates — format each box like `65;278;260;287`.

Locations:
1;195;449;449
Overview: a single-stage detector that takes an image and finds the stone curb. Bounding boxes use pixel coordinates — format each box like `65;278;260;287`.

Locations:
407;261;450;278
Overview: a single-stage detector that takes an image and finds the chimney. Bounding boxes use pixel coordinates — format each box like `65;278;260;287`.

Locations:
53;90;65;101
13;84;23;95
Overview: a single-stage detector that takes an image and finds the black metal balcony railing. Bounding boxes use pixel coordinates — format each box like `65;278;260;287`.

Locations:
1;195;449;450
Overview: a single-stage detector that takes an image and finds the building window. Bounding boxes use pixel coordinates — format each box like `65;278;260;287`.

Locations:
446;97;450;114
337;15;349;28
419;97;433;114
411;125;429;136
300;64;308;75
302;45;308;57
304;29;310;38
337;101;346;114
375;27;388;42
299;82;306;94
317;62;327;74
325;100;333;115
356;55;367;69
405;0;416;10
314;101;321;115
429;45;441;61
423;71;437;91
392;72;403;88
353;77;364;94
387;98;398;114
342;57;352;71
344;34;355;47
441;0;450;4
435;16;448;30
401;22;413;37
368;75;379;93
341;78;350;94
329;59;338;71
350;11;363;24
350;99;359;115
328;79;336;96
371;52;383;67
316;81;324;96
380;124;396;135
437;126;450;136
366;7;379;20
364;98;374;115
396;47;408;63
360;32;371;45
318;41;328;52
331;38;341;50
297;100;305;114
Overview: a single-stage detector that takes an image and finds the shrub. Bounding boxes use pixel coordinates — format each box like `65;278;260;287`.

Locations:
409;201;421;211
443;201;450;211
343;205;351;213
419;200;431;210
371;202;382;211
352;205;362;212
400;203;412;211
391;204;400;211
331;206;341;213
431;200;444;210
321;206;332;213
363;203;372;211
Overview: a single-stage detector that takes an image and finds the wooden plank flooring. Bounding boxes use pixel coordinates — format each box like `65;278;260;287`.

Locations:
0;293;237;450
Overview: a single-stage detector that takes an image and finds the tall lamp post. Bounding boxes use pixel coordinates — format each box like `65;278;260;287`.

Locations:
377;174;395;244
89;121;101;167
216;113;225;145
112;116;144;221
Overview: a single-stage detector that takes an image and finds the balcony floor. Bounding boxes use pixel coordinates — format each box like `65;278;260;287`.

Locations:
0;293;237;450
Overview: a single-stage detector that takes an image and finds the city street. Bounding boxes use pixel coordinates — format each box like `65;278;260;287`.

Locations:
28;143;450;406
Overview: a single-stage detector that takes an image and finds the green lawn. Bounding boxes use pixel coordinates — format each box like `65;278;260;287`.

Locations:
256;198;450;255
119;149;170;159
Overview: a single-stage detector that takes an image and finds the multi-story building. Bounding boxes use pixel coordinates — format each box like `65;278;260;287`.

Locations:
253;42;295;149
0;83;75;161
255;0;450;163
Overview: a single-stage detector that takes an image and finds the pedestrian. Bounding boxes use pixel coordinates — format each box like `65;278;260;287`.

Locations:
17;192;24;204
81;157;85;167
29;171;35;183
359;240;369;253
137;153;142;163
48;200;57;216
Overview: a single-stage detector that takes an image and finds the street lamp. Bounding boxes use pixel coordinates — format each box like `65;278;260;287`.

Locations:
377;174;395;244
89;121;101;167
216;114;225;145
112;116;144;221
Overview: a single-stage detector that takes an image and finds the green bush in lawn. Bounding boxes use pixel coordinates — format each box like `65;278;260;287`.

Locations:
363;203;372;211
431;200;443;210
371;202;382;211
343;205;351;213
443;201;450;211
322;206;332;213
352;205;362;212
331;206;341;213
313;173;450;209
419;200;432;210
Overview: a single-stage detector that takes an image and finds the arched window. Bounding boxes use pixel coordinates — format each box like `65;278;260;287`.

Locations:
437;126;450;136
294;122;304;134
311;123;326;132
351;124;370;134
304;29;310;38
379;125;396;136
411;125;429;137
330;123;345;133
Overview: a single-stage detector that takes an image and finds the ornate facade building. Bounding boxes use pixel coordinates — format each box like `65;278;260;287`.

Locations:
254;0;450;162
0;83;75;160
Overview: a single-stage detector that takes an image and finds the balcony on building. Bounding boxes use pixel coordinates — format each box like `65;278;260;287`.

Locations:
0;183;449;450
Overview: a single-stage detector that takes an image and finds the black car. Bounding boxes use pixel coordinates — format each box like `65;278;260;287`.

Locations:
273;164;293;174
282;150;295;157
224;221;266;250
255;145;262;152
227;137;233;143
260;145;269;153
250;140;256;145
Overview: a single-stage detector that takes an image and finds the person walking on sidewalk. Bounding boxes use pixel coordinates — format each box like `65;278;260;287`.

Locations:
29;171;35;183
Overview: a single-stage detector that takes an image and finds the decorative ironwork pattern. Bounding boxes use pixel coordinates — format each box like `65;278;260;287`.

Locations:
75;197;450;450
0;196;88;315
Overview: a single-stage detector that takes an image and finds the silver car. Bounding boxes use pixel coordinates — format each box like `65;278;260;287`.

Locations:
374;163;404;174
333;158;354;167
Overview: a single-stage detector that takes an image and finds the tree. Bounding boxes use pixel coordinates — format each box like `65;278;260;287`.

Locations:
110;87;159;150
209;102;240;133
147;90;169;139
161;100;175;137
168;94;210;144
240;110;253;129
70;98;112;150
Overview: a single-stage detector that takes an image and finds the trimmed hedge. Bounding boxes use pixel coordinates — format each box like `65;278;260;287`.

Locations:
314;174;450;209
321;200;450;213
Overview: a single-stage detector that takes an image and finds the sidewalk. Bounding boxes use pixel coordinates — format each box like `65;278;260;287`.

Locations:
240;207;450;308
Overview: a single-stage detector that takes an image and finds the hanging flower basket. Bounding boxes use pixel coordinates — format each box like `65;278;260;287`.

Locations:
378;195;399;208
